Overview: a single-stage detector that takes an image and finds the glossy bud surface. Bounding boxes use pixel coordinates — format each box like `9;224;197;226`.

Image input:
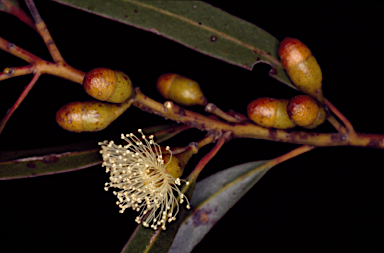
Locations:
162;154;183;179
83;68;135;103
56;100;131;132
247;97;296;129
287;95;326;129
156;73;207;106
279;37;323;102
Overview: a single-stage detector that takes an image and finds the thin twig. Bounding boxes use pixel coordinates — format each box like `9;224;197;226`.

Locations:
188;134;228;181
324;98;354;133
0;72;41;134
0;34;84;134
326;115;347;134
205;103;244;123
35;21;65;63
0;0;36;30
225;146;315;188
24;0;64;62
0;36;39;63
0;65;35;81
164;135;214;156
196;135;214;150
268;145;315;168
38;61;85;83
24;0;42;23
0;36;85;82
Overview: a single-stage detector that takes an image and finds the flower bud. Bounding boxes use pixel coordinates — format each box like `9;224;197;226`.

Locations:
287;95;326;129
56;100;131;132
247;97;296;129
162;143;197;179
83;67;135;103
279;37;323;102
156;73;207;106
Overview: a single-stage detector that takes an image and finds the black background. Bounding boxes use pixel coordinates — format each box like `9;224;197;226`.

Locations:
0;1;383;252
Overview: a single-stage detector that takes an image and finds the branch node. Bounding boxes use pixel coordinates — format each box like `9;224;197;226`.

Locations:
3;67;13;74
7;43;15;49
163;101;174;111
223;131;233;142
204;103;217;113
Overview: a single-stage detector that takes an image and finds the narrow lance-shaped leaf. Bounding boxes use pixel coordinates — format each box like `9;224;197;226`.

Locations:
0;139;101;180
52;0;296;89
169;161;271;253
121;161;271;253
168;144;315;252
0;124;188;180
0;148;101;180
0;139;99;163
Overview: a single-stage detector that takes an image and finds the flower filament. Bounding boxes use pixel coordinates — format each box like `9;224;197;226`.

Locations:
99;129;190;230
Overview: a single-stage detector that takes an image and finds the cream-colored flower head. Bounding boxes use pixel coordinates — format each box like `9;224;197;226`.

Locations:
99;129;190;230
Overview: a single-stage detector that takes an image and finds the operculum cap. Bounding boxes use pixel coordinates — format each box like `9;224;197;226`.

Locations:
156;73;207;106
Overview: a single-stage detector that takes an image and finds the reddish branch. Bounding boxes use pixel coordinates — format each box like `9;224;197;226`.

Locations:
188;134;228;181
0;36;84;134
0;0;85;133
0;0;36;31
324;98;354;133
0;72;40;133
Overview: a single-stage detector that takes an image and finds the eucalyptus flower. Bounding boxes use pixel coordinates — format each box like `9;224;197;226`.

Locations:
99;129;190;230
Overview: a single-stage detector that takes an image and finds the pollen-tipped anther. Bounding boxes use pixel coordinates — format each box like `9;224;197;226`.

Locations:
99;129;190;230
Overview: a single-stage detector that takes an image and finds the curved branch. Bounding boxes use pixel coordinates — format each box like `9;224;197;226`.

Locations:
0;36;85;83
326;115;347;134
325;98;355;133
132;89;384;149
28;3;65;62
0;0;36;31
0;72;41;134
0;35;85;134
188;134;228;181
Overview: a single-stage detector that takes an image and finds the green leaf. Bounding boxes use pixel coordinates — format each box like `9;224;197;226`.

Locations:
0;149;101;180
0;138;107;180
121;160;273;253
0;140;99;163
0;146;101;180
169;161;273;253
0;140;101;180
121;181;196;253
51;0;295;89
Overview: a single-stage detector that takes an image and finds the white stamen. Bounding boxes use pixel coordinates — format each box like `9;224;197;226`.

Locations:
99;129;190;230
